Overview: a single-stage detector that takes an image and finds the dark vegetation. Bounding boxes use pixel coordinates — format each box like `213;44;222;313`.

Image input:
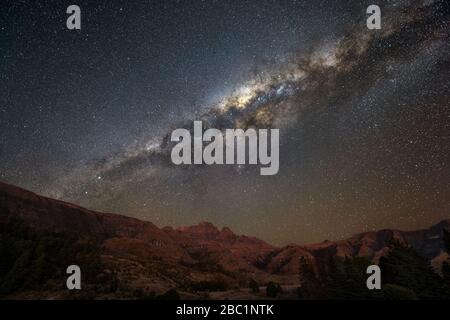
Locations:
297;230;450;299
266;281;282;298
249;278;260;293
0;218;117;298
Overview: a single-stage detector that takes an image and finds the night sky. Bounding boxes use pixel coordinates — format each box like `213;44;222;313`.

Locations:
1;0;449;245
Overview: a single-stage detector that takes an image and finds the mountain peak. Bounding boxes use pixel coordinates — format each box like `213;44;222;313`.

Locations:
177;221;220;234
220;226;234;235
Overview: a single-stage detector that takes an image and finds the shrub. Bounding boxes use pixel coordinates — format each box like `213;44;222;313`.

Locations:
266;281;282;298
249;279;259;293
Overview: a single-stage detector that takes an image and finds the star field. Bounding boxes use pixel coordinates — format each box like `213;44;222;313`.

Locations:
0;0;449;245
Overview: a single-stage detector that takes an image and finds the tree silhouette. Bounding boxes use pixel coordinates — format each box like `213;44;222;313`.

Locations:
297;256;323;299
379;240;444;299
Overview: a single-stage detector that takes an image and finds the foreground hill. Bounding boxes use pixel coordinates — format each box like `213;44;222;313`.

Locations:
0;181;448;299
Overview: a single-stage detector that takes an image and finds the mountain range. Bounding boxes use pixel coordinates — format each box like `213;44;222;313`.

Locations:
0;181;448;299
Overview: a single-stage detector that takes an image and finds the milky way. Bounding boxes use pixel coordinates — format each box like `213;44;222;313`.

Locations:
1;0;449;244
